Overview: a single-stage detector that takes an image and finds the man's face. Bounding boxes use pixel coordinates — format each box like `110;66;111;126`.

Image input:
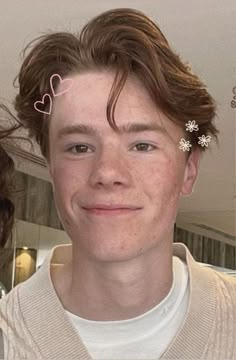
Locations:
48;70;199;262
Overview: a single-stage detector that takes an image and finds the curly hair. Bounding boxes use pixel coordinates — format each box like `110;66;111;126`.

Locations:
0;142;15;249
0;120;28;270
9;8;219;159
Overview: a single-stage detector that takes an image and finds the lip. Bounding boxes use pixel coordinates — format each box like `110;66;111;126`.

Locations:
83;204;140;210
82;204;142;216
83;208;141;216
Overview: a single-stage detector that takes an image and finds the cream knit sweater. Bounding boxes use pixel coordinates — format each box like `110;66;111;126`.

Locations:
0;242;235;360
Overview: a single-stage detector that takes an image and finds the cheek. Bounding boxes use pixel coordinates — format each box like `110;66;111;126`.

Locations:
144;157;183;202
52;164;69;193
51;159;83;190
50;162;79;214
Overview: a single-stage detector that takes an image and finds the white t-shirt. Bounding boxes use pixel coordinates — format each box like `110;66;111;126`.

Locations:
66;256;189;359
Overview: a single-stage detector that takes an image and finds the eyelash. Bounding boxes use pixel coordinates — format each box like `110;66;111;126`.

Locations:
67;142;157;154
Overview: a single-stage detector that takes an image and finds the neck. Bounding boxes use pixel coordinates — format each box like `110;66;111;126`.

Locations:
52;239;173;321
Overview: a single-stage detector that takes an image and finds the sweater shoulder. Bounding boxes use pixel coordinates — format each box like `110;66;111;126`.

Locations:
0;284;22;333
0;284;40;358
0;283;30;341
213;270;236;286
211;270;236;305
0;285;20;318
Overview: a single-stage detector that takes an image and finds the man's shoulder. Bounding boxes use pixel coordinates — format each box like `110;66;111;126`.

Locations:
0;285;21;343
212;269;236;287
0;284;19;315
0;278;34;321
209;268;236;304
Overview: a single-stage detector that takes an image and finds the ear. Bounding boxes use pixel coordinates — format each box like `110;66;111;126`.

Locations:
181;148;201;195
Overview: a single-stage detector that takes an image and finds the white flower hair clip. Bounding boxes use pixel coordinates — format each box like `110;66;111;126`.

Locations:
185;120;199;132
179;120;212;152
198;135;211;147
179;138;192;152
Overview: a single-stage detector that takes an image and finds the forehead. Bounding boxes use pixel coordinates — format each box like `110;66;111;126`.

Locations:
52;71;157;118
50;70;181;138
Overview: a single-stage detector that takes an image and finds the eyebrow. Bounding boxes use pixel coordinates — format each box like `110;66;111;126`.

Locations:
57;122;166;139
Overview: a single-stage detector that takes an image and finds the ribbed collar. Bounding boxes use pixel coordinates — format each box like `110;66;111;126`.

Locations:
18;243;216;360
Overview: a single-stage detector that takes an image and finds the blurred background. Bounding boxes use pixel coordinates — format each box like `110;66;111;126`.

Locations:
0;0;235;296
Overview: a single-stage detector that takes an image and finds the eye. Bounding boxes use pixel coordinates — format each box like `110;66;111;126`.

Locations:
133;143;157;152
67;144;92;154
66;142;157;154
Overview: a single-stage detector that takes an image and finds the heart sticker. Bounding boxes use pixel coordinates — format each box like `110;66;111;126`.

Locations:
34;94;52;115
50;73;73;97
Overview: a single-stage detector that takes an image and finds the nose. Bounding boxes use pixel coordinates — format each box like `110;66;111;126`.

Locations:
88;147;132;190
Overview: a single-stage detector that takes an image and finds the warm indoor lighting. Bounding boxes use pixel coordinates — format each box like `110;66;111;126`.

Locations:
22;246;28;250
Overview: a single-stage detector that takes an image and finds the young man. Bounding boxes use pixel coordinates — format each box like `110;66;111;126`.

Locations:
0;8;235;360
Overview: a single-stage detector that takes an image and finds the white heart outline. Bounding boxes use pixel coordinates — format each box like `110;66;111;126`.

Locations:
50;73;73;97
34;94;52;115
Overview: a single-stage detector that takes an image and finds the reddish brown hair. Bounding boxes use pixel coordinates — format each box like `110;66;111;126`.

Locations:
11;8;218;158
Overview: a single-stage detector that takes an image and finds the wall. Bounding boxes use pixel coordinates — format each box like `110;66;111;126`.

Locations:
174;226;236;269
